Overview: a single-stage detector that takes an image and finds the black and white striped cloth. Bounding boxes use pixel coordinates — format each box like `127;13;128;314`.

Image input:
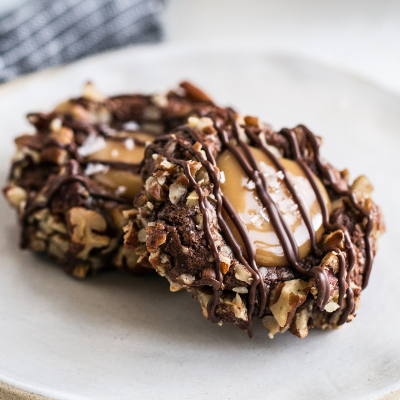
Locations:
0;0;164;83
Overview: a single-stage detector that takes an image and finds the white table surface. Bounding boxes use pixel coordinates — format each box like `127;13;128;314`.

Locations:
1;0;400;96
162;0;400;96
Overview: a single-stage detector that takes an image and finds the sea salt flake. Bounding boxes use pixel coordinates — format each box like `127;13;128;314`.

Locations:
125;138;135;150
85;163;109;176
260;207;269;222
276;170;284;180
115;186;127;195
111;149;119;158
123;121;139;131
250;214;263;227
245;180;255;190
78;135;106;157
268;176;279;189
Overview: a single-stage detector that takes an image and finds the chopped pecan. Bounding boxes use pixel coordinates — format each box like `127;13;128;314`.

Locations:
146;229;167;253
269;279;309;327
66;207;110;259
179;81;213;103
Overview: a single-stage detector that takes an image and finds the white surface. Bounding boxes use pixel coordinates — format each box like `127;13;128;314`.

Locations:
0;44;398;400
163;0;400;97
2;0;400;97
0;0;28;13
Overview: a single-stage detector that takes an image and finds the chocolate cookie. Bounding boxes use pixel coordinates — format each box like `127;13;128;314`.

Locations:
125;109;385;338
3;82;214;277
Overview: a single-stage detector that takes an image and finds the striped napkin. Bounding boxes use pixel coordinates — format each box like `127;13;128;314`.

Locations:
0;0;164;83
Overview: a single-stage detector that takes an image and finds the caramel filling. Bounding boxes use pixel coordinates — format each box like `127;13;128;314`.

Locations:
87;132;154;199
217;146;331;267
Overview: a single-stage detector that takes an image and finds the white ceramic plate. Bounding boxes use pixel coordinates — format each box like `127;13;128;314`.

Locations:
0;44;398;400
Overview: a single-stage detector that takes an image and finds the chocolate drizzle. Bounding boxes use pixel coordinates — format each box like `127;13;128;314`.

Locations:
10;132;147;180
5;81;220;277
297;125;374;290
20;160;131;248
152;115;374;337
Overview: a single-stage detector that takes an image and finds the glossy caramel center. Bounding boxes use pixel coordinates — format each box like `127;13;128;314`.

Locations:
217;147;331;267
87;132;154;200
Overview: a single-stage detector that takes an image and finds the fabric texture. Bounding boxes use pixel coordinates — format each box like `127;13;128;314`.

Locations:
0;0;164;83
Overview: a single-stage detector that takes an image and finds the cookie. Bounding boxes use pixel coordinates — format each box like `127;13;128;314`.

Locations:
3;81;214;277
125;109;385;338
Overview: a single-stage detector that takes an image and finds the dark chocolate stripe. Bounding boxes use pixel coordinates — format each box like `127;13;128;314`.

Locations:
103;136;149;146
182;132;263;331
162;138;261;336
23;162;130;220
83;159;142;173
245;129;320;256
295;125;372;322
170;120;328;333
152;116;374;334
281;128;355;320
221;119;330;311
326;247;347;324
297;126;373;289
166;156;222;323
